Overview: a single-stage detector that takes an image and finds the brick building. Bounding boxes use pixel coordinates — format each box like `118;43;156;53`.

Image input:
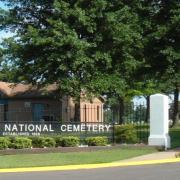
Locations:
0;82;104;123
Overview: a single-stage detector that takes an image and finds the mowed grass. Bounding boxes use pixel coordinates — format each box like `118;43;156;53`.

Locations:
136;127;180;148
170;128;180;148
0;147;157;169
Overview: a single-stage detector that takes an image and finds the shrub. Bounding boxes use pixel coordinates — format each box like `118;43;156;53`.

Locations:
53;136;63;147
5;136;16;149
61;136;80;147
44;137;56;147
115;124;138;144
85;136;108;146
30;136;46;148
0;137;11;150
30;137;56;148
12;137;32;149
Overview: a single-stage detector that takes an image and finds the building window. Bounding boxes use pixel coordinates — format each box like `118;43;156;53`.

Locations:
97;106;100;121
24;102;31;108
4;104;8;121
32;103;45;121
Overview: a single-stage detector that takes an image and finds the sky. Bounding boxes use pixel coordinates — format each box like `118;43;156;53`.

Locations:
0;1;10;42
0;1;6;9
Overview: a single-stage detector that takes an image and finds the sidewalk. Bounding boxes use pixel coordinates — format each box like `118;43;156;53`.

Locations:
117;149;180;163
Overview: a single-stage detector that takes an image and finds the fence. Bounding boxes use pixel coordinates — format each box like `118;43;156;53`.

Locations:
109;103;149;143
0;103;150;144
0;121;114;143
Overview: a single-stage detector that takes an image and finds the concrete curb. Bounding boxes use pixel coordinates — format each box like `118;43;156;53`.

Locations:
0;158;180;173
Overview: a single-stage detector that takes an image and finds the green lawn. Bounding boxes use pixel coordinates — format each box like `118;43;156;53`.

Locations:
170;128;180;148
0;147;157;169
136;127;180;148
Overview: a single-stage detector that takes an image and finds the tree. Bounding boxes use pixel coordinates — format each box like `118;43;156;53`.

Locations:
0;63;20;82
84;1;144;123
0;0;144;123
0;47;20;82
1;0;99;121
142;0;180;126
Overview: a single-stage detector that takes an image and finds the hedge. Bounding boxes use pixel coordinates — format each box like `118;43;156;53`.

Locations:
30;137;56;148
61;136;80;147
85;136;108;146
114;124;138;143
0;135;112;149
53;136;63;147
30;136;46;148
11;137;32;149
0;137;11;150
44;137;56;147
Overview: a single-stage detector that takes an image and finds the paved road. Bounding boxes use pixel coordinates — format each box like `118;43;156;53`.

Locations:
0;163;180;180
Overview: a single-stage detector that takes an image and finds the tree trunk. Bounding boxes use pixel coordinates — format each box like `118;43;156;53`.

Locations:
145;96;150;123
118;97;125;124
74;98;80;122
172;87;179;127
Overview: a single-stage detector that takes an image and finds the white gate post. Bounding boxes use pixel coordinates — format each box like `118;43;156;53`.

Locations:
148;94;171;148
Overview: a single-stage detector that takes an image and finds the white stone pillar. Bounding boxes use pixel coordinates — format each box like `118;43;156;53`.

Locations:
148;94;171;148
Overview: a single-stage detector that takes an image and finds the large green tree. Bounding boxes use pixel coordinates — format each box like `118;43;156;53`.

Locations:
84;1;144;123
142;0;180;126
0;0;144;122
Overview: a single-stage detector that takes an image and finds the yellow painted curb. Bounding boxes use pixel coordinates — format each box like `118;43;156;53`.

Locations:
0;158;180;173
